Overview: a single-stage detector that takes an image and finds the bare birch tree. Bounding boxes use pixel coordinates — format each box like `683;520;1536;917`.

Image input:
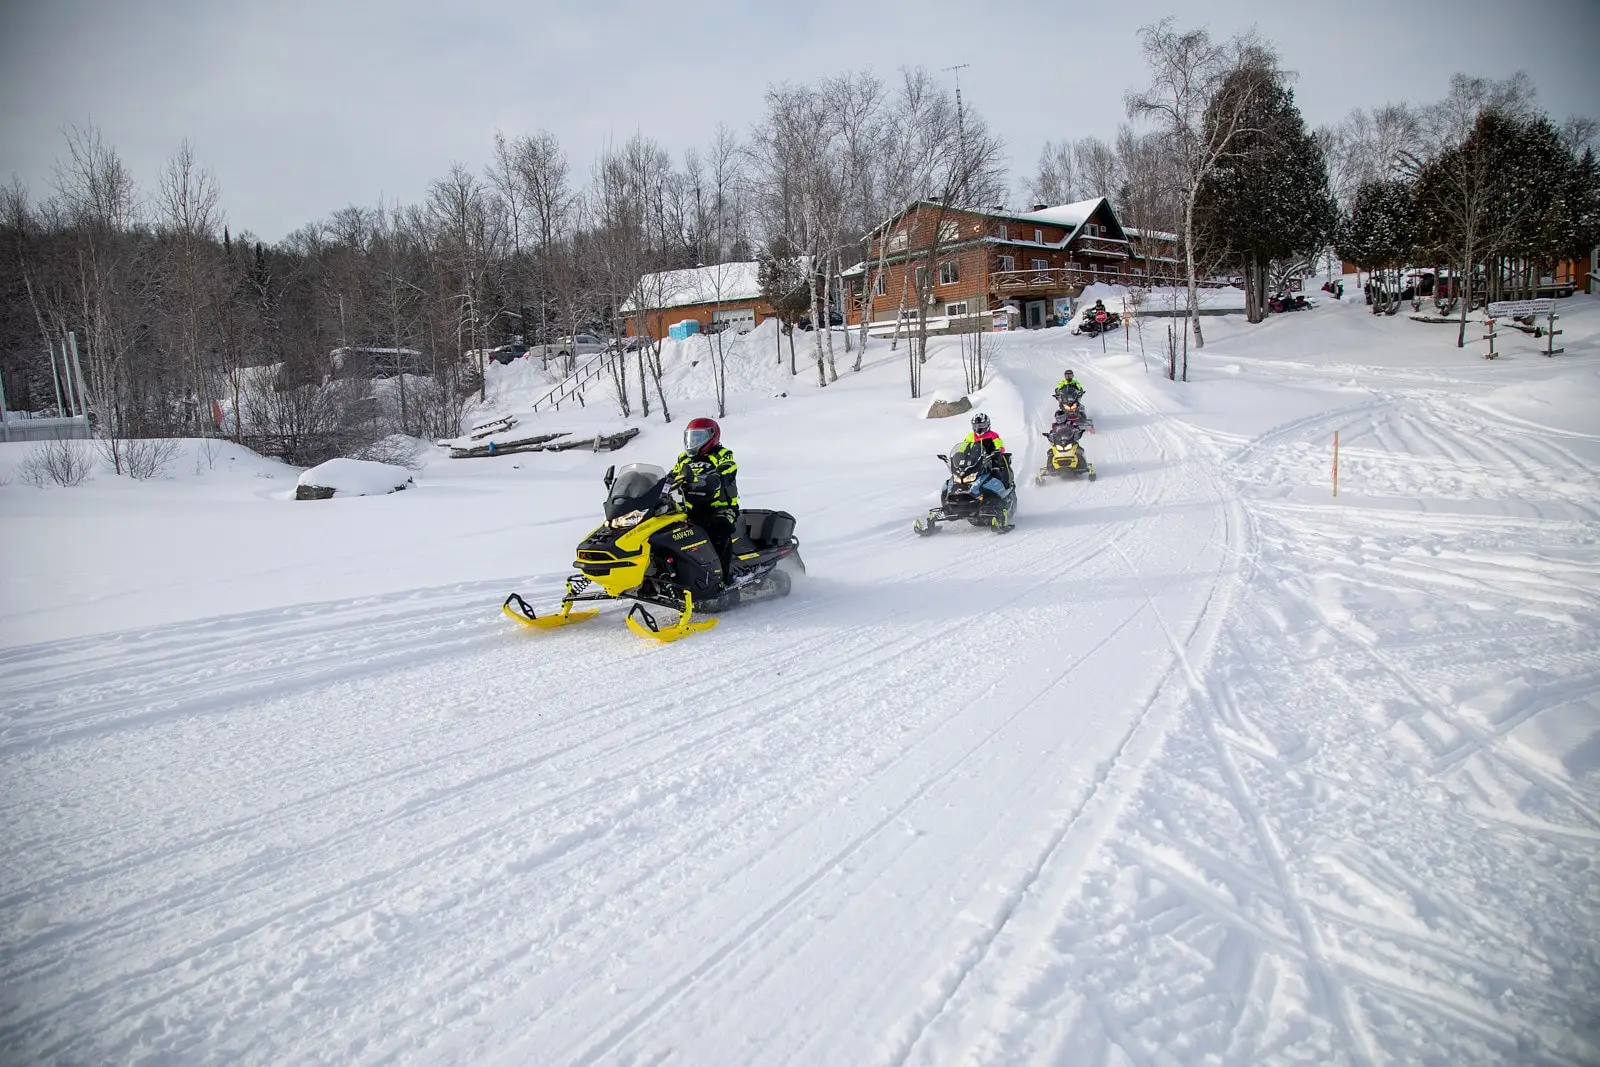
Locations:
1126;18;1276;348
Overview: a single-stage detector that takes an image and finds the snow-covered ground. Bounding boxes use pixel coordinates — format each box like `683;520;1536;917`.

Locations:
2;290;1597;1066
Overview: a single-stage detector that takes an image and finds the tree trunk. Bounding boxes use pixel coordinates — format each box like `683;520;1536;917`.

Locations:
808;267;826;387
650;343;671;422
1243;254;1257;323
838;255;852;355
1183;187;1205;349
889;262;911;352
823;253;838;382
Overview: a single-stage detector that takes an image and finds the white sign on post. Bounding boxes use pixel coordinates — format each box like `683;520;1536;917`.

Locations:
1487;298;1554;318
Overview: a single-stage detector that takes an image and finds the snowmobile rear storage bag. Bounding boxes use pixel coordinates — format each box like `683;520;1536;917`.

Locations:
739;509;796;548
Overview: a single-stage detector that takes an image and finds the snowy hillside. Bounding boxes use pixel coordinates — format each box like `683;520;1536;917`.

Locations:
2;291;1598;1066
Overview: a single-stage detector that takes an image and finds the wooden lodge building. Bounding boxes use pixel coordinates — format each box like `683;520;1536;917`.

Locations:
844;198;1178;333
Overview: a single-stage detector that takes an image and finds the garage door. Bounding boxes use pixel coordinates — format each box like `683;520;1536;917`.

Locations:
712;307;757;332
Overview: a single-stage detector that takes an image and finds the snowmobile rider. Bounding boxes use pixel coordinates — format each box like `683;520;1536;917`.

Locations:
670;417;755;587
1056;367;1085;399
961;412;1014;496
1051;403;1087;442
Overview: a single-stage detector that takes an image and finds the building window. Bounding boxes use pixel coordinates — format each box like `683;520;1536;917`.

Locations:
1131;266;1145;277
916;265;929;290
997;254;1015;272
899;308;921;321
1034;228;1043;243
945;301;969;317
938;220;960;244
873;272;886;295
998;223;1008;240
1032;258;1049;271
1084;223;1100;238
888;230;908;252
939;260;959;285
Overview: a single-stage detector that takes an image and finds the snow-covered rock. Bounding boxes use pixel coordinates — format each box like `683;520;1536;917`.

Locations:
294;458;414;500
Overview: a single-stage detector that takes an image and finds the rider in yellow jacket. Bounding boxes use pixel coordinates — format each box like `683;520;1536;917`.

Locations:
670;416;755;585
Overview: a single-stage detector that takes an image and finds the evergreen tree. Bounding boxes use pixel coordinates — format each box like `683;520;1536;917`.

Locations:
756;234;807;374
1195;71;1337;322
1336;179;1415;313
1412;110;1523;344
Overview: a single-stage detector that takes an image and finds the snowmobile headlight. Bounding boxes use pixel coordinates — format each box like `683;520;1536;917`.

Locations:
610;509;646;529
955;473;976;486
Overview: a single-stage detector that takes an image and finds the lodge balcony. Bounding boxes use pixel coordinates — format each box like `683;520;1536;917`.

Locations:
1072;237;1132;258
990;267;1128;293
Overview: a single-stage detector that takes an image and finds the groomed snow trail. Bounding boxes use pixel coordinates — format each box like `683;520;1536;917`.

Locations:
905;337;1600;1066
1;346;1238;1065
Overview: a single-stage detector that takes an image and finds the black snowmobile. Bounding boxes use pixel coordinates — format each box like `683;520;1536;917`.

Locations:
1071;306;1121;336
913;441;1018;535
1054;384;1093;429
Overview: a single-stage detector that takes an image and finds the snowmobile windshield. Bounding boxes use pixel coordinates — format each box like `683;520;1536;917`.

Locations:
604;463;668;521
950;442;986;474
1051;422;1083;444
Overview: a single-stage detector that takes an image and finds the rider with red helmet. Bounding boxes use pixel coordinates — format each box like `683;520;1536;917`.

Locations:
670;417;755;587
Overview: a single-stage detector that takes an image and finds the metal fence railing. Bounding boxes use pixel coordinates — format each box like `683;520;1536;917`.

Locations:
0;414;92;442
530;351;612;413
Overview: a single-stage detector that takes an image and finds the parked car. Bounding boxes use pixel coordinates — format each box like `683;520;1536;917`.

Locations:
530;333;608;363
488;343;531;365
795;311;844;330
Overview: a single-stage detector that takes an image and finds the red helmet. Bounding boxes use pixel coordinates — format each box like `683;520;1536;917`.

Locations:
684;416;721;456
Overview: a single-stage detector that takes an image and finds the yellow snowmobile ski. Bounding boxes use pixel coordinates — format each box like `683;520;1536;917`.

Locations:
624;592;719;643
501;586;600;629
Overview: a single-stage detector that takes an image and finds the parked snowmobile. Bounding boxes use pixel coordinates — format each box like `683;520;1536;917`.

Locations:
1037;418;1096;483
501;462;804;642
913;440;1018;535
1268;292;1311;313
1071;306;1121;336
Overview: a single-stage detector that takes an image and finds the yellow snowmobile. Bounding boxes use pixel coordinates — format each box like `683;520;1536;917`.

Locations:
502;462;804;642
1036;418;1096;483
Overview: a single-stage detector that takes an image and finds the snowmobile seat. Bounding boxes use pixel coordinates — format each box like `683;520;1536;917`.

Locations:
738;508;796;549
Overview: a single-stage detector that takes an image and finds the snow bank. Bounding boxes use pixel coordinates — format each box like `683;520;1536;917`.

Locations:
480;317;845;424
1076;282;1248;312
295;458;414;499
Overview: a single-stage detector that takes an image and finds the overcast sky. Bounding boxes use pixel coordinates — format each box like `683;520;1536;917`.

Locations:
3;0;1597;242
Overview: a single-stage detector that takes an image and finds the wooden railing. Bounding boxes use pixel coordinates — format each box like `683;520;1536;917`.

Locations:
989;267;1230;292
1073;237;1132;257
991;267;1117;290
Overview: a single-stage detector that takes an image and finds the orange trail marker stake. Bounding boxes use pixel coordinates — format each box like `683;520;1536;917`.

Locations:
1333;430;1339;497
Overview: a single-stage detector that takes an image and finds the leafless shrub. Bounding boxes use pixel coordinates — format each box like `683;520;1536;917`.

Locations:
18;438;94;488
99;436;182;480
198;437;223;470
352;434;428;471
407;378;470;441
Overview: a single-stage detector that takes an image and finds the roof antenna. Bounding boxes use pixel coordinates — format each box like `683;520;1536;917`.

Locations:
945;63;970;145
945;63;970;201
